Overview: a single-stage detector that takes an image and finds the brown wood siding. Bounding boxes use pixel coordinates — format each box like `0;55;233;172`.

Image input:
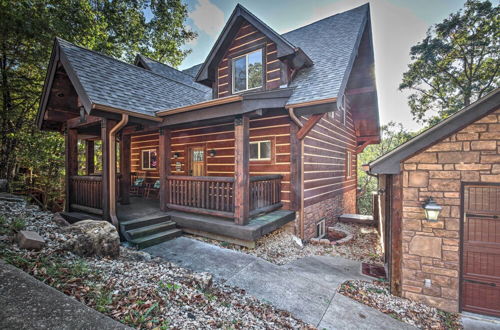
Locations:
216;20;283;98
302;106;357;208
132;109;292;209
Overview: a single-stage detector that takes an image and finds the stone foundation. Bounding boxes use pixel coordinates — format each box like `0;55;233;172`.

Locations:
302;188;356;241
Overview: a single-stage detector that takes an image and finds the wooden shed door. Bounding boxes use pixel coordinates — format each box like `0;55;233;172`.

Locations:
462;184;500;317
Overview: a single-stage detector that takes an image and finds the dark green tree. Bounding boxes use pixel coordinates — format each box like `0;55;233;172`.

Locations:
357;122;414;215
400;0;499;125
0;0;195;200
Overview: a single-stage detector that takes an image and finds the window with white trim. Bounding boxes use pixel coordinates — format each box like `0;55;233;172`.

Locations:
250;140;271;161
141;149;157;170
346;150;352;178
232;49;263;93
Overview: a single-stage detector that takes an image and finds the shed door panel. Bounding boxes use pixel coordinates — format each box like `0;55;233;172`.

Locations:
462;185;500;317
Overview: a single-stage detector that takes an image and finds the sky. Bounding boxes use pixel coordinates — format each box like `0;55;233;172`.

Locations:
177;0;468;131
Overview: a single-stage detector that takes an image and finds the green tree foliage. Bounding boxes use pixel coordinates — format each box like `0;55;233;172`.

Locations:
400;0;499;125
357;122;414;215
0;0;195;208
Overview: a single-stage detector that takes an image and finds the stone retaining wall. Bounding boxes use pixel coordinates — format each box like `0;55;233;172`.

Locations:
400;108;500;312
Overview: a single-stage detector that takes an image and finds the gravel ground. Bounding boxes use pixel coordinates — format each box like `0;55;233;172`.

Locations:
0;199;313;329
191;222;383;266
338;280;462;329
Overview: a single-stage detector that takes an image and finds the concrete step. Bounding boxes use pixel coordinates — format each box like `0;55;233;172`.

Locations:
120;215;171;231
339;214;375;226
127;221;177;239
130;228;183;249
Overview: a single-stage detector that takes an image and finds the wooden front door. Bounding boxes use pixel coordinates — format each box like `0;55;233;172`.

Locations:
189;147;205;176
462;184;500;317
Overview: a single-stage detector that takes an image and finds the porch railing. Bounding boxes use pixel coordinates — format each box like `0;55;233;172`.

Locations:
166;175;235;218
69;175;103;215
249;175;283;216
165;174;283;221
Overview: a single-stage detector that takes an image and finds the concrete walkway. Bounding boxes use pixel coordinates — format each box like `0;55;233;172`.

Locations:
0;260;130;330
145;237;415;329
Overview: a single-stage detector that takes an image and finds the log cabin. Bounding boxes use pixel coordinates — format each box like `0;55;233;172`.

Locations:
36;4;380;248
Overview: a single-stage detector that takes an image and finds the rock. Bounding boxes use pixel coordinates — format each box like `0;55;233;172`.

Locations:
309;238;320;245
191;272;213;291
0;235;10;242
52;213;70;227
62;220;120;258
17;230;45;250
291;235;303;248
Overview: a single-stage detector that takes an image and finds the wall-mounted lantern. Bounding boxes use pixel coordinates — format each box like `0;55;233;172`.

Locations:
173;152;180;159
423;197;442;222
209;149;216;157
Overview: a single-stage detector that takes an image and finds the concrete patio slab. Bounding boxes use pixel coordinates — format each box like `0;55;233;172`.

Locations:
0;260;130;330
319;294;415;330
144;236;258;280
146;237;415;329
462;313;500;330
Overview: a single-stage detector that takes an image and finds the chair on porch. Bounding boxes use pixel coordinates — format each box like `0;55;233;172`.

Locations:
130;171;146;197
144;180;160;199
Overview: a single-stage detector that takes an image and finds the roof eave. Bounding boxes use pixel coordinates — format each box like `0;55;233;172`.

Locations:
369;88;500;175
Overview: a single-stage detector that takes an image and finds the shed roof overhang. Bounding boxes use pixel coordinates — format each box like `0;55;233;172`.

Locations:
194;4;312;87
159;88;294;127
367;88;500;175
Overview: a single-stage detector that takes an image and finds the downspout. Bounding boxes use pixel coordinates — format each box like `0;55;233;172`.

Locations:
109;114;129;228
288;108;305;239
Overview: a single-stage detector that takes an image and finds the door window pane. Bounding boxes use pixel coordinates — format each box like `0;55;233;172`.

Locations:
193;150;204;162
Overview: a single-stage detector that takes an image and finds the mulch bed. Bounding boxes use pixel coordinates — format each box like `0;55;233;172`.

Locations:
338;280;463;329
0;199;313;329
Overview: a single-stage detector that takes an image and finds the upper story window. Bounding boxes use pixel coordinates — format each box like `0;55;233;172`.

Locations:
232;49;263;93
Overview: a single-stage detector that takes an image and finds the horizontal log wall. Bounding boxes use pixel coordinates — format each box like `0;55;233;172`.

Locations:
130;109;292;209
217;20;282;98
302;105;357;208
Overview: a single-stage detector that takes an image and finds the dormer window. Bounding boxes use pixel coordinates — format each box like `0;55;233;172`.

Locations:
232;49;263;93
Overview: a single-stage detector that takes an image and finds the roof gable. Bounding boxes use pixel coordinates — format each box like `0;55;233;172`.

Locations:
369;88;500;174
283;4;369;106
195;4;309;86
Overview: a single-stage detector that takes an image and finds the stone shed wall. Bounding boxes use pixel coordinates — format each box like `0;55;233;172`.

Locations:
400;108;500;312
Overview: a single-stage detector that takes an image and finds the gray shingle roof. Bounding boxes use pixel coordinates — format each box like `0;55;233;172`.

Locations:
135;55;210;93
57;38;211;116
182;63;203;78
282;4;369;105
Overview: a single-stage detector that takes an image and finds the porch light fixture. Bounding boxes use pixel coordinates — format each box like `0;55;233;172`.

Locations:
173;152;180;159
423;197;442;222
209;149;216;157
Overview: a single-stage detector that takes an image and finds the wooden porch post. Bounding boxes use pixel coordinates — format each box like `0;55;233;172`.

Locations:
159;127;171;211
101;119;114;220
120;133;131;205
234;114;250;225
85;140;95;175
64;127;78;212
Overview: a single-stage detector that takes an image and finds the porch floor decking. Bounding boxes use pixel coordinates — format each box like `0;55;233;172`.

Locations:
115;197;295;245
